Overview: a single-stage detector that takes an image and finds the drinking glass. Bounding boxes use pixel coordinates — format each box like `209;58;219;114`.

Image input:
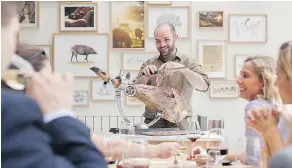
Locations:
206;128;228;167
2;54;35;90
119;120;135;135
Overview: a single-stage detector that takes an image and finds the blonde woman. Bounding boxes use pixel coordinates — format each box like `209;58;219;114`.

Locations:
225;55;289;166
246;41;292;167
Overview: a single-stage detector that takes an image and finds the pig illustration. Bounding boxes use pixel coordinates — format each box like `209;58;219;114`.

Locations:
112;28;132;48
70;45;98;62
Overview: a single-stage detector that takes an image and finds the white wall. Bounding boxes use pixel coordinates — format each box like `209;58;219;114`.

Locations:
19;1;292;152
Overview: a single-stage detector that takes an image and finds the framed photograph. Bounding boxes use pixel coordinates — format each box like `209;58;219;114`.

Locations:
53;33;109;78
91;79;116;101
122;51;157;71
147;6;190;38
210;81;239;98
73;91;89;106
59;2;98;32
228;14;267;43
235;54;249;77
147;1;172;5
110;1;145;50
198;40;226;78
198;11;224;28
18;1;39;28
36;45;52;65
126;96;143;106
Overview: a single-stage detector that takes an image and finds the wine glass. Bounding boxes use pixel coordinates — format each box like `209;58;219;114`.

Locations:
2;54;35;90
119;120;135;135
186;118;201;146
206;128;228;167
246;136;262;166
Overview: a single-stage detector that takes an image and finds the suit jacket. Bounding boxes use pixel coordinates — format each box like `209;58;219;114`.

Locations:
1;88;107;168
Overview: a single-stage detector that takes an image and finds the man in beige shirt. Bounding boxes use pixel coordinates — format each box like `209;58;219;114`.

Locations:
133;23;210;130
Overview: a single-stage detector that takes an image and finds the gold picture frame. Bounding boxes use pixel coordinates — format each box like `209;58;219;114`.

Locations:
18;1;40;29
110;1;146;50
59;2;98;32
52;33;110;78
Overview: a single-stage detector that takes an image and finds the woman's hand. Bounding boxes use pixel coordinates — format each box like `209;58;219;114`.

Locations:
150;142;180;158
246;105;279;137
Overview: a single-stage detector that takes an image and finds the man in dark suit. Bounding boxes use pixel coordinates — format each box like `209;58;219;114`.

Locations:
1;2;107;168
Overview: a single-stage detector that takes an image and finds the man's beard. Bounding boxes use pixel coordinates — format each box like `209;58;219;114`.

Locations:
159;45;175;58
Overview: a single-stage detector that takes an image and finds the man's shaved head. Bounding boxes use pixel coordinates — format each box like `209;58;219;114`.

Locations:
154;23;178;57
154;23;176;37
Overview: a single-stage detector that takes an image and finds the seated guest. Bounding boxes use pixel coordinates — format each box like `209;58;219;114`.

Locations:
269;145;292;168
246;41;292;167
4;43;180;160
1;2;107;168
225;55;289;166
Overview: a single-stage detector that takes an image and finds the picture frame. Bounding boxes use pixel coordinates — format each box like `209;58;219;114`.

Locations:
53;33;109;78
110;1;145;50
197;40;227;78
59;2;98;32
35;45;53;66
210;80;239;98
126;96;144;106
228;14;267;43
122;51;157;71
147;6;190;39
73;90;89;106
147;1;172;5
235;54;249;77
18;1;39;28
198;11;224;28
91;79;116;101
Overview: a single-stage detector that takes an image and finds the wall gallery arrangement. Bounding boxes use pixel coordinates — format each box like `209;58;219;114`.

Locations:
18;1;270;102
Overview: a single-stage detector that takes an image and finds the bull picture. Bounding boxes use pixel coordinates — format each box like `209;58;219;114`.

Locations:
70;45;98;62
112;28;132;48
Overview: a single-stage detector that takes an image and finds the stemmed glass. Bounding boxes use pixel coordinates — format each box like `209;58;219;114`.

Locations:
186;118;201;146
206;128;228;167
119;120;135;135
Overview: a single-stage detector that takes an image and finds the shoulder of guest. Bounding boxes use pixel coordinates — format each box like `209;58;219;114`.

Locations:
1;88;43;121
245;99;272;112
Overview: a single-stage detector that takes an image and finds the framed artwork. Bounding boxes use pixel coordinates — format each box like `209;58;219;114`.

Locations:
73;91;89;106
210;81;239;98
198;40;227;78
228;14;267;43
235;54;249;77
147;6;190;38
110;1;145;50
126;96;143;106
121;70;139;83
147;1;172;5
91;79;116;101
53;33;109;78
122;51;157;71
18;1;39;28
198;11;224;28
59;2;98;32
36;45;52;65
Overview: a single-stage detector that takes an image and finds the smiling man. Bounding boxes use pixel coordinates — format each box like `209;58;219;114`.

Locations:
133;23;210;129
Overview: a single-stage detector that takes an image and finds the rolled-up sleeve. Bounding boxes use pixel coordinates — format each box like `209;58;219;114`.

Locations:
186;58;210;92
